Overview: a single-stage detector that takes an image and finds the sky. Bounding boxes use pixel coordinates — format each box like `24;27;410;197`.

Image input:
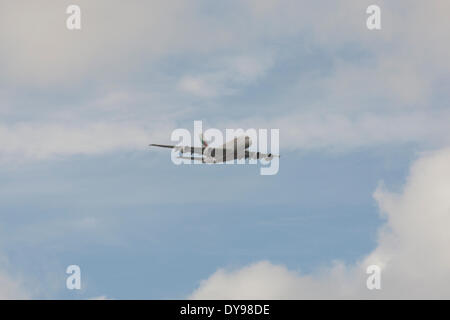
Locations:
0;0;450;299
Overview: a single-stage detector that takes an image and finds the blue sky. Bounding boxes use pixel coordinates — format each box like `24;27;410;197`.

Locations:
0;146;413;298
1;1;450;299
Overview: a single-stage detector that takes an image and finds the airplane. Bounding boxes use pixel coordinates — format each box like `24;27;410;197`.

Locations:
149;134;279;164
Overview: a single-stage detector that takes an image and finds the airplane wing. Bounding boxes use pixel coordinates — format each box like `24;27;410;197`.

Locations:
177;155;204;161
149;144;204;154
245;151;279;161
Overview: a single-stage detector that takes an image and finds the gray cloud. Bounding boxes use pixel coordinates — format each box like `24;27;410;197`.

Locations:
1;1;449;159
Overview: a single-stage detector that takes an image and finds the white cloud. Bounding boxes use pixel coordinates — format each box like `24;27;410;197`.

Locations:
1;0;448;87
0;255;30;299
189;261;360;299
218;109;450;154
178;76;223;98
0;273;29;299
0;122;173;161
190;148;450;299
178;54;273;97
0;0;195;85
276;111;450;151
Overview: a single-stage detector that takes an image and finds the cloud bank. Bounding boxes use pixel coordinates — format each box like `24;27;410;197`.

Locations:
0;1;449;161
0;122;166;161
191;148;450;299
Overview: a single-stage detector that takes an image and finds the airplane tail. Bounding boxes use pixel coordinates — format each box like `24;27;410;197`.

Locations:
199;134;208;147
